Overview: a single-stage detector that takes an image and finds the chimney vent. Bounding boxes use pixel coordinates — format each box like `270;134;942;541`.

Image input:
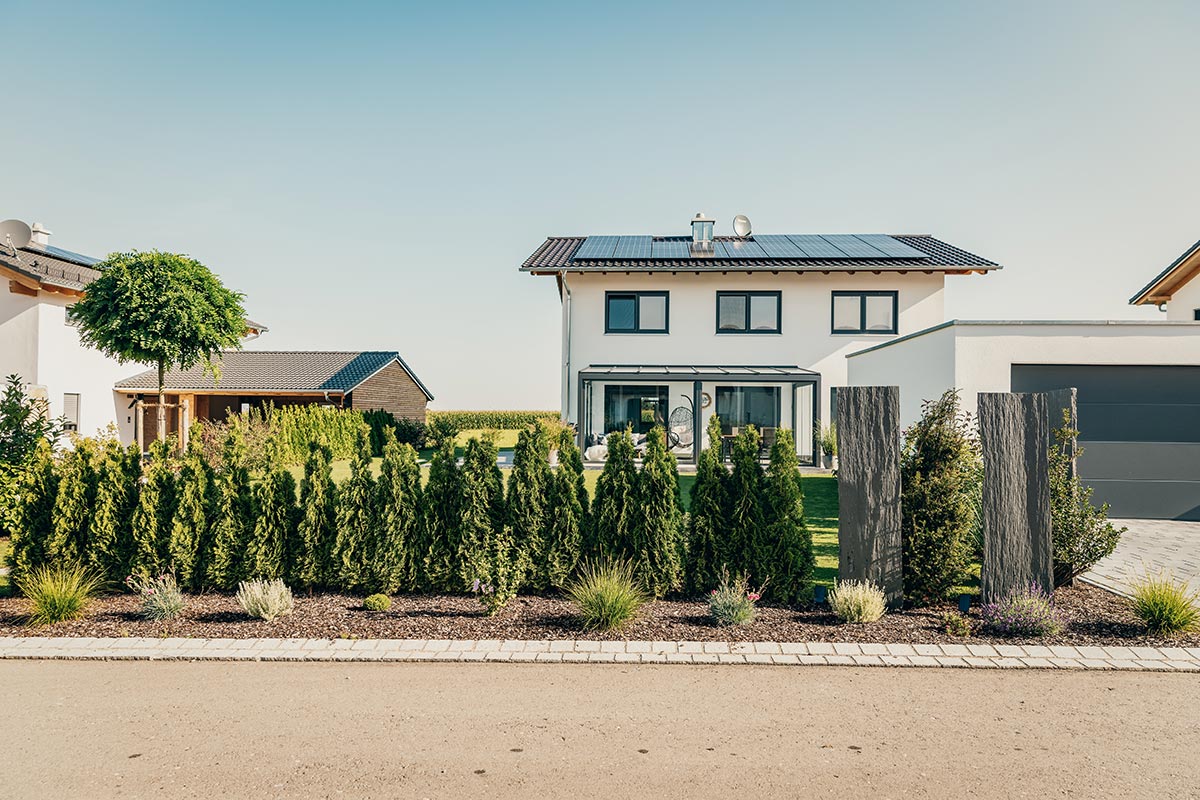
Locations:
30;222;52;247
690;212;714;256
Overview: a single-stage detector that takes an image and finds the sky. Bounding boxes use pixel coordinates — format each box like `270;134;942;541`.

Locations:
5;0;1199;409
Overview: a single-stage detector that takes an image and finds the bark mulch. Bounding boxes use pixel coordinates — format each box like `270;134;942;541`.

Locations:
0;582;1195;648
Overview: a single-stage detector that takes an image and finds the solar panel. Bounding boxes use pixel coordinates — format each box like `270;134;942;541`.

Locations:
820;234;888;258
612;236;652;259
753;235;806;258
43;245;101;266
786;235;843;258
573;236;619;259
854;234;926;259
721;239;768;259
650;239;690;258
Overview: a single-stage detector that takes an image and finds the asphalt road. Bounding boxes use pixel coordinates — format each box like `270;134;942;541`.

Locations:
6;661;1199;798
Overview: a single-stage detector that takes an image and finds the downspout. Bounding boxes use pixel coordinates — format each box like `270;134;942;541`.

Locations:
560;271;573;428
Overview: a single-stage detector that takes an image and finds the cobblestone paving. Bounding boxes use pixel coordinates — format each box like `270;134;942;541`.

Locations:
1;637;1197;671
1083;518;1200;597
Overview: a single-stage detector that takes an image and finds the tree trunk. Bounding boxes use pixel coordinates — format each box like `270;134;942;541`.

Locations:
157;360;167;443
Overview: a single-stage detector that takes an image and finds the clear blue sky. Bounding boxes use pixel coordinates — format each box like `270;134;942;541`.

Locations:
6;0;1198;408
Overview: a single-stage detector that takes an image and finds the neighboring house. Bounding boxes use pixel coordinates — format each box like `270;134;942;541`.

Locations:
114;351;433;449
1129;237;1200;319
520;213;1001;464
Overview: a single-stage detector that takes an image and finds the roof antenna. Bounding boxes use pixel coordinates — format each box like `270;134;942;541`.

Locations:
0;219;32;262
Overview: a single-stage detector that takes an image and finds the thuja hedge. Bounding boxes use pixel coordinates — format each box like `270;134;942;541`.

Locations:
427;410;559;431
7;419;814;607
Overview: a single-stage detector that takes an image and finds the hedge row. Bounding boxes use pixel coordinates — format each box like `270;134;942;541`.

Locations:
427;410;559;430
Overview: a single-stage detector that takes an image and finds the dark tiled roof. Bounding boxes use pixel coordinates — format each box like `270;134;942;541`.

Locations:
0;245;103;291
115;351;433;399
520;234;1000;273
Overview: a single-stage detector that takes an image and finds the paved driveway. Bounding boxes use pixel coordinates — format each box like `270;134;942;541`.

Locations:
1083;519;1200;596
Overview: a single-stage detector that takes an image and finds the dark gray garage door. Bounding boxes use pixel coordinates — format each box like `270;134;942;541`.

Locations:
1010;365;1200;521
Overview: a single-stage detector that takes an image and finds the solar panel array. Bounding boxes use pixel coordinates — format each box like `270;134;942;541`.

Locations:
572;233;926;261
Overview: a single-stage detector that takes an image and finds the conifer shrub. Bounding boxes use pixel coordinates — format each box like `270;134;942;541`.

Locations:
364;429;422;594
707;567;763;627
46;437;100;566
590;428;638;561
458;437;517;612
86;440;140;583
169;427;215;589
204;423;254;589
0;374;66;538
246;457;298;582
633;427;683;598
362;593;392;612
544;428;586;590
236;578;295;622
1049;412;1124;586
427;410;559;430
761;428;813;604
125;573;186;621
288;442;337;592
685;415;728;596
1128;569;1199;636
725;426;766;582
900;390;980;605
18;564;103;625
507;423;553;591
7;440;58;584
420;438;462;592
129;440;176;578
331;427;376;590
566;559;648;631
829;579;887;624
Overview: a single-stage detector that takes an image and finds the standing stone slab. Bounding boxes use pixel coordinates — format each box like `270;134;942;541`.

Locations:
978;392;1053;603
837;386;903;607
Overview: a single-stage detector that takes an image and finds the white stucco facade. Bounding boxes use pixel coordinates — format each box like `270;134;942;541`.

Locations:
1165;278;1200;321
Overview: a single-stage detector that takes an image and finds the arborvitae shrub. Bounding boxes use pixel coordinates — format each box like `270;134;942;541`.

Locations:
86;440;140;583
1049;411;1124;586
506;423;552;591
364;430;422;594
288;442;337;592
458;437;517;610
900;390;980;605
725;426;766;582
8;440;58;584
544;428;586;590
686;414;728;595
205;424;255;589
169;428;215;589
46;437;100;566
421;438;462;592
590;428;638;561
332;427;376;591
246;453;298;582
633;427;683;598
762;429;813;604
129;440;177;577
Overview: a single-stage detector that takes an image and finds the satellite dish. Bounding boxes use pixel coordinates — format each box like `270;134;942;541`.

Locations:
0;219;32;250
732;214;752;237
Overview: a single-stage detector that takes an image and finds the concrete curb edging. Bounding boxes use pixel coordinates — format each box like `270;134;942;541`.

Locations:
1;637;1198;671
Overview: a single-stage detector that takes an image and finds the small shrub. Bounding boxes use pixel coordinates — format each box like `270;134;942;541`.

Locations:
1049;413;1124;586
829;579;886;623
981;584;1064;637
566;559;648;631
17;564;103;625
236;578;295;622
1129;569;1199;636
125;573;186;621
707;567;763;627
362;593;392;612
941;610;972;637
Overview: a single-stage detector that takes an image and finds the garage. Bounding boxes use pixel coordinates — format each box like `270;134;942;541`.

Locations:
1011;364;1200;521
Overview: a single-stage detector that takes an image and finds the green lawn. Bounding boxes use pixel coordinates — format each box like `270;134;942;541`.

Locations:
801;474;839;587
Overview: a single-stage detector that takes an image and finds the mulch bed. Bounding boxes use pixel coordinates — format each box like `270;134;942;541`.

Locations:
0;583;1195;647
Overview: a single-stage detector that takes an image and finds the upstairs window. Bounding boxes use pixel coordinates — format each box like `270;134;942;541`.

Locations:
1194;309;1200;321
63;393;80;431
831;291;898;335
716;291;781;334
605;291;669;334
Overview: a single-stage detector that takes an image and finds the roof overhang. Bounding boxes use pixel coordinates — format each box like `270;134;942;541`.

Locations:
1130;238;1200;306
579;364;819;383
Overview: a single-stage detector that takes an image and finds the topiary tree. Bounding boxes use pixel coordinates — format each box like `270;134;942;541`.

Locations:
331;427;376;591
245;437;298;582
364;429;422;594
633;427;684;598
129;440;177;576
86;440;141;582
7;439;58;583
762;429;813;604
46;437;100;566
590;428;638;561
69;251;247;442
725;426;766;582
685;414;728;595
544;428;586;590
900;390;980;605
420;438;462;592
288;442;337;593
506;423;552;591
1049;411;1124;586
168;426;215;588
458;436;517;611
204;422;255;589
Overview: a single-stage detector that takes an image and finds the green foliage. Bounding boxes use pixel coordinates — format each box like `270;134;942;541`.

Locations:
427;410;559;430
458;437;517;611
544;428;587;590
816;421;837;458
762;429;813;604
247;460;298;581
331;427;376;590
8;440;58;584
86;440;140;583
0;374;66;537
236;578;294;622
420;438;463;592
900;390;980;605
829;579;887;623
363;430;422;594
423;414;460;450
507;424;552;590
205;423;254;589
363;408;425;453
590;428;639;561
686;414;728;595
17;564;103;625
566;559;648;631
632;427;683;598
46;437;100;565
941;610;973;637
126;573;187;621
707;567;762;627
199;403;368;470
980;585;1063;637
1129;569;1199;636
168;428;215;589
129;441;177;577
725;426;767;582
1049;412;1124;587
288;442;337;591
363;593;392;612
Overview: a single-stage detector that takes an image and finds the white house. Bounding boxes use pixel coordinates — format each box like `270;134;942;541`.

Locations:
520;214;1001;464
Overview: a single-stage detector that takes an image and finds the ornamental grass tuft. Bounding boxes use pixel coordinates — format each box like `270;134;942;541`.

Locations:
828;579;887;623
566;559;648;631
125;573;186;621
707;567;764;627
980;584;1064;637
17;564;103;626
236;578;295;622
1129;569;1199;636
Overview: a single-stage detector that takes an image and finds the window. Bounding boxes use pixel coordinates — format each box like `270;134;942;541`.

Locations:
605;292;669;333
831;291;898;334
716;291;781;333
63;393;80;431
716;386;781;431
603;385;668;434
1194;309;1200;321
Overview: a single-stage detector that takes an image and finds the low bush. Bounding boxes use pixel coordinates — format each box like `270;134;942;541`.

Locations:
363;593;392;612
1129;569;1199;636
566;560;648;631
707;567;763;627
1049;413;1124;586
941;610;973;637
981;585;1063;637
17;564;103;625
236;578;295;622
829;579;886;623
427;410;559;431
125;573;186;621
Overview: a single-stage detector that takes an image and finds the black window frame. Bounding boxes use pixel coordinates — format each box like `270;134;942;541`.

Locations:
604;291;669;334
1194;309;1200;321
715;291;782;334
830;290;899;335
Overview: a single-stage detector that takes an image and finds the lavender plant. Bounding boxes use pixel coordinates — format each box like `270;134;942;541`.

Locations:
981;584;1064;637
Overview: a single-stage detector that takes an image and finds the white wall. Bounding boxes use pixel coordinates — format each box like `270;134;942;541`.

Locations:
845;322;958;425
1167;279;1200;321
